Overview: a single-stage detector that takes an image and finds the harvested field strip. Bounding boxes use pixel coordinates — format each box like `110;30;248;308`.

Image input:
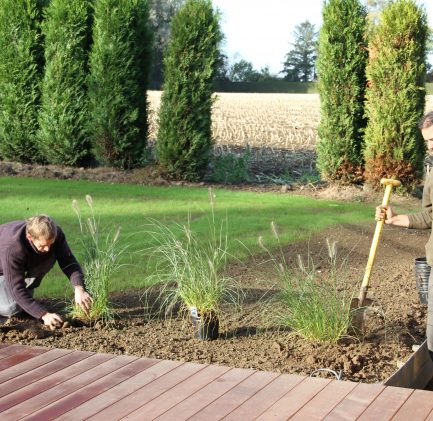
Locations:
148;91;433;150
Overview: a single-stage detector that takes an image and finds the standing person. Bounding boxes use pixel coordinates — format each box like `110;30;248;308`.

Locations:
376;111;433;356
0;215;92;329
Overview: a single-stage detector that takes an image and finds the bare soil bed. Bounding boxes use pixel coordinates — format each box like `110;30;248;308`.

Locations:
0;161;429;384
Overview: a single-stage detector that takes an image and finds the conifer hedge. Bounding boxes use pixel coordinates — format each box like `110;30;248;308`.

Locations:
88;0;152;169
38;0;92;166
364;0;428;189
316;0;367;183
156;0;222;181
0;0;45;163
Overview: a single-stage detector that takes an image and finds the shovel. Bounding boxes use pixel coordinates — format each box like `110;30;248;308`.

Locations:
350;178;401;333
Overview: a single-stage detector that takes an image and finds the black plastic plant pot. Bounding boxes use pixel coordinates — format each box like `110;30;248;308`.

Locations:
190;307;219;340
414;257;431;305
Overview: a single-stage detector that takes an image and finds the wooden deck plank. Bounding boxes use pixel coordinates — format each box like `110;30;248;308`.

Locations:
88;361;201;420
392;389;433;420
289;378;358;420
0;349;92;399
0;344;14;360
423;408;433;420
0;344;23;354
323;383;385;420
1;344;433;421
0;346;13;362
189;370;279;420
21;356;156;420
0;353;15;361
0;348;73;385
153;367;255;421
0;353;117;418
58;359;182;420
0;346;49;371
356;386;413;420
0;344;45;356
255;377;331;421
223;373;305;420
124;364;230;420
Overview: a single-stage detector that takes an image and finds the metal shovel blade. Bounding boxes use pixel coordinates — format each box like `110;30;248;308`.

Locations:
349;297;374;336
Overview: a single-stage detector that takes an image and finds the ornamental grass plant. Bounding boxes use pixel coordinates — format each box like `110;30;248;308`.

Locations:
261;222;354;343
69;195;126;323
143;188;242;322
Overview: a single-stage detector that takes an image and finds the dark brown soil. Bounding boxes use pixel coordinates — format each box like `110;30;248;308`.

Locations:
1;222;428;384
0;160;429;384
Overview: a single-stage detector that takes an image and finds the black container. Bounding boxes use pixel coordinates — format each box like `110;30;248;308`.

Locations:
190;308;219;340
414;257;431;305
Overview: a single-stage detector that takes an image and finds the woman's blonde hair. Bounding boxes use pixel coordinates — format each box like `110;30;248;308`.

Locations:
25;215;57;241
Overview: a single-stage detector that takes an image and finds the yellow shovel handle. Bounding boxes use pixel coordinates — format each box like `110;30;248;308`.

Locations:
358;178;401;305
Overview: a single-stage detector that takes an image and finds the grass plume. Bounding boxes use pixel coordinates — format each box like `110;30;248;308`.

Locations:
143;192;242;320
262;224;354;343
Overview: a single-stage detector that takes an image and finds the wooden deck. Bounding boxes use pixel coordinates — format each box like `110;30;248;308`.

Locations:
1;343;433;420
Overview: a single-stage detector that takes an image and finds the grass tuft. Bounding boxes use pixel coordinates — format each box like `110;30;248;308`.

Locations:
143;189;242;320
69;195;126;324
262;223;354;343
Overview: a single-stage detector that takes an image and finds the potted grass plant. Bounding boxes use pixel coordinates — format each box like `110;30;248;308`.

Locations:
144;189;240;340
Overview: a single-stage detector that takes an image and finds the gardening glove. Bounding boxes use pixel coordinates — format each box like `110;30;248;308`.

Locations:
74;285;93;314
41;312;63;330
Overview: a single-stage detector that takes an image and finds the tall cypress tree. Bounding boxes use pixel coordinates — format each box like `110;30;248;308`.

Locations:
316;0;368;183
0;0;45;163
38;0;93;166
156;0;222;181
364;0;428;189
88;0;152;169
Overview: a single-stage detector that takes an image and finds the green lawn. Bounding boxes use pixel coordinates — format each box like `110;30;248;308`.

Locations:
0;177;382;298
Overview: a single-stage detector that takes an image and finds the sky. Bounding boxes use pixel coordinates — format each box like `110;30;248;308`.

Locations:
211;0;433;75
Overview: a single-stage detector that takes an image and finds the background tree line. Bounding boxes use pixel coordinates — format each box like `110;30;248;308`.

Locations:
0;0;221;181
317;0;429;189
0;0;432;188
149;0;433;189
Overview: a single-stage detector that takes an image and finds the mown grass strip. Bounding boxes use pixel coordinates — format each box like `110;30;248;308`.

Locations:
0;177;376;297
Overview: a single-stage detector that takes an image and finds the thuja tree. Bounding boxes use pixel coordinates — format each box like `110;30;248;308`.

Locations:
316;0;368;184
0;0;45;163
88;0;152;169
364;0;428;189
38;0;93;166
157;0;222;180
